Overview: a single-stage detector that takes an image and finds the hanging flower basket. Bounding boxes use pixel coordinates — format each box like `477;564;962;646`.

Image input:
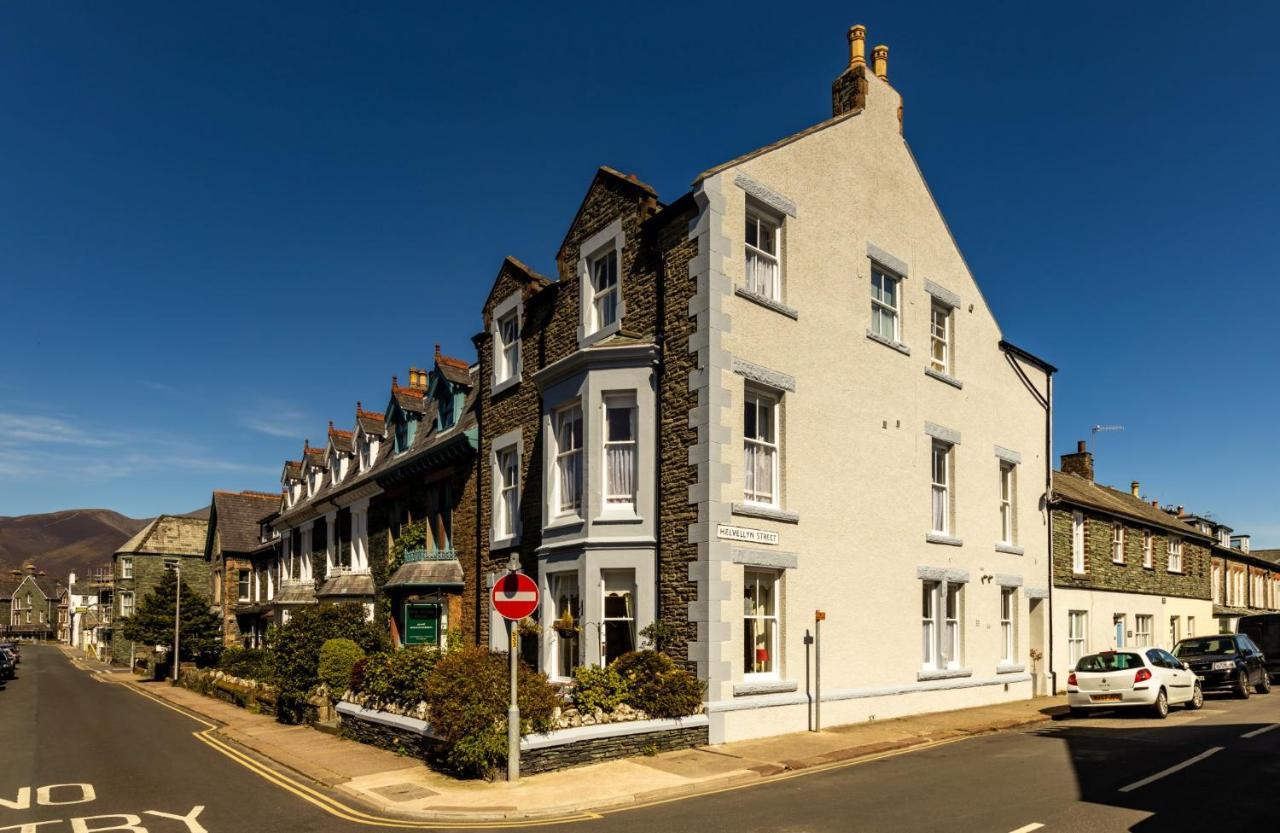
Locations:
552;614;580;635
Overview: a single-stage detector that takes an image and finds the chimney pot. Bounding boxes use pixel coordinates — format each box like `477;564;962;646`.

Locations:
872;44;889;80
1152;500;1159;508
1077;440;1087;453
847;24;867;67
392;375;399;389
1130;481;1140;497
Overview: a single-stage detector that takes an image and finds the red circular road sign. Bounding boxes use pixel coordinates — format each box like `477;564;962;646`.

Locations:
491;572;539;621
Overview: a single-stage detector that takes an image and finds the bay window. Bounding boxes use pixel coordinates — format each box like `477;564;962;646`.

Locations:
603;395;636;507
553;404;583;516
743;388;779;506
744;569;780;678
550;573;581;679
601;570;635;665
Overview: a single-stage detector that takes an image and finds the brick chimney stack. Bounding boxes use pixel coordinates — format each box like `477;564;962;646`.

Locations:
832;24;871;117
1060;440;1094;482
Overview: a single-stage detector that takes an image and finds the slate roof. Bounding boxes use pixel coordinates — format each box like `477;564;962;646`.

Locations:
434;344;474;387
385;559;464;589
328;423;354;453
1052;472;1214;541
209;491;281;555
303;445;328;470
1251;549;1280;566
283;460;303;480
355;404;386;437
274;583;317;604
391;380;427;413
316;572;376;597
273;366;479;529
116;515;210;556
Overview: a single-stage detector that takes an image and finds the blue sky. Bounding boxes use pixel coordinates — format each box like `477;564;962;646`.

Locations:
1;3;1277;543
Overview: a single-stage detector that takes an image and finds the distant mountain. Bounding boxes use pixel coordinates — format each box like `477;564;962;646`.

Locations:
0;509;152;581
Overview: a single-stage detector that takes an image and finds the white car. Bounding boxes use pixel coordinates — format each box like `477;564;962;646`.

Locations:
1067;648;1204;718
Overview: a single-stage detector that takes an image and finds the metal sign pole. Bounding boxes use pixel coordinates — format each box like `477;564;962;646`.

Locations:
508;616;520;782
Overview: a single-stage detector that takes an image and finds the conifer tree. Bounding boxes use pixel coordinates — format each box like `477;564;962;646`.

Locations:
120;567;222;662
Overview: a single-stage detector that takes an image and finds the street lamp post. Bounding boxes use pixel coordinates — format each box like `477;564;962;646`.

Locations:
171;562;181;683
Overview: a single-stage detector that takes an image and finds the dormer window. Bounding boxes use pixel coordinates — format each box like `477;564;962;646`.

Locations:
439;389;455;430
359;439;370;472
395;418;408;453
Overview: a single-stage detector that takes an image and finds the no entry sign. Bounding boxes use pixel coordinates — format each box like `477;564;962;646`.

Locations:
492;571;539;621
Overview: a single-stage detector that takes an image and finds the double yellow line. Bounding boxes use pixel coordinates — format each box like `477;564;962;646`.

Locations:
113;671;988;829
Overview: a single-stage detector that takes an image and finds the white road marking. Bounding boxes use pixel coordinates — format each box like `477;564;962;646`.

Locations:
1117;747;1224;792
1240;723;1280;738
1008;824;1045;833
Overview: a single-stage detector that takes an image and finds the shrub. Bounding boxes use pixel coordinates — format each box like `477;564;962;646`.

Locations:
317;639;365;700
422;646;560;778
610;650;705;719
571;664;628;714
271;603;391;723
353;647;441;710
218;647;275;683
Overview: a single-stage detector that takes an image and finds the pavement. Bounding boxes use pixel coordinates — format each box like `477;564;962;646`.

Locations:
8;643;1280;831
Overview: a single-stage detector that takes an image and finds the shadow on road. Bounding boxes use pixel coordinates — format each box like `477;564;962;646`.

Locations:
1027;716;1280;830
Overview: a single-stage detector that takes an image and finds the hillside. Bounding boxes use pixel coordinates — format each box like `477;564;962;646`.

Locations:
0;509;151;581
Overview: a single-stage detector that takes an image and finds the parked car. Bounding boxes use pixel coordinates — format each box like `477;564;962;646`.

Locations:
0;647;15;680
1172;634;1270;698
0;642;20;664
1068;649;1202;718
1237;614;1280;682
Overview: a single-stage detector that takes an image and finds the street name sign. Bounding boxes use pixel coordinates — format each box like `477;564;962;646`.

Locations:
716;523;780;546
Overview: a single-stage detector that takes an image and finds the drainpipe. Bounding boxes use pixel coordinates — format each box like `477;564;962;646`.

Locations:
1045;372;1056;695
472;332;486;647
652;216;667;641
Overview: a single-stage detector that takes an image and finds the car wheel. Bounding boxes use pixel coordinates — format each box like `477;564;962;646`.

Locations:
1186;684;1204;711
1258;673;1272;694
1237;670;1252;699
1152;689;1169;719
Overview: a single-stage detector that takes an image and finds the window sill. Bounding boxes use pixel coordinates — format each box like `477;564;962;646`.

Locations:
918;667;972;682
995;543;1024;556
731;503;800;524
544;514;584;533
490;533;521;551
1168;570;1184;575
733;679;798;697
924;367;963;389
491;374;521;398
866;329;911;356
926;532;963;547
1072;571;1089;579
594;509;644;525
734;286;799;320
996;663;1026;674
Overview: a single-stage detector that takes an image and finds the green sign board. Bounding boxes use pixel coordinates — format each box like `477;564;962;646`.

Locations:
404;602;441;647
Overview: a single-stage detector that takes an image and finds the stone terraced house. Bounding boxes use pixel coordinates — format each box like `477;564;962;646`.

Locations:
266;348;479;649
110;515;211;669
1049;441;1214;685
472;24;1056;743
204;489;284;647
1193;523;1280;633
3;564;61;640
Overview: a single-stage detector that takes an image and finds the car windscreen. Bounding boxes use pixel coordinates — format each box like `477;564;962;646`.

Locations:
1076;653;1144;672
1173;638;1237;657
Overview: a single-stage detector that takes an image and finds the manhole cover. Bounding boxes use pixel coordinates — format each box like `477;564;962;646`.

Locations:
371;783;437;802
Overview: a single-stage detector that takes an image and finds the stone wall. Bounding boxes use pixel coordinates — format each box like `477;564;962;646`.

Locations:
521;723;708;775
1051;508;1211;600
110;552;212;668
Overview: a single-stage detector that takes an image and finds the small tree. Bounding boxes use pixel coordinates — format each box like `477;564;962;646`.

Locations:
120;568;222;665
271;603;389;723
317;638;365;701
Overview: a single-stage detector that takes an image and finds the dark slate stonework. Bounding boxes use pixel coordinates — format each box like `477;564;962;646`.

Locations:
521;724;708;775
1051;508;1210;600
340;713;442;760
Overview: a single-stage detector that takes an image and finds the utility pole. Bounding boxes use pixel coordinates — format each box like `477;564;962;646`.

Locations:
172;562;181;683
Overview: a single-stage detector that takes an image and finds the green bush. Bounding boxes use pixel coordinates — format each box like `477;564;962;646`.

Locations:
571;664;628;714
610;650;704;719
217;647;275;683
353;647;441;710
422;646;560;778
271;603;390;723
317;638;365;700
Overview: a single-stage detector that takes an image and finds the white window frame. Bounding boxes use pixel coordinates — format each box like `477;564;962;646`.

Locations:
922;580;939;670
1068;610;1087;668
491;292;523;395
491;431;522;547
921;579;964;670
549;571;581;681
744;568;781;680
552;402;583;518
1143;530;1154;569
870;264;902;343
121;557;133;579
929;302;952;375
1167;537;1183;573
1111;523;1125;564
120;591;135;619
998;462;1015;545
589;249;620;334
743;387;780;507
602;393;637;509
600;569;636;666
237;569;251;603
1071;512;1085;574
744;208;781;300
931;441;952;535
1135;614;1153;647
577;219;626;347
1169;615;1181;646
1000;587;1016;663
